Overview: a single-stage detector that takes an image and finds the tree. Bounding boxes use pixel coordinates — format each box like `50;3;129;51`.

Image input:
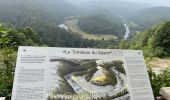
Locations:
119;40;130;49
0;33;16;100
148;67;170;99
150;22;170;56
130;21;170;57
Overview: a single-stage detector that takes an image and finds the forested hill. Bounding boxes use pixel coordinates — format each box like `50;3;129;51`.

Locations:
0;0;58;43
130;21;170;57
69;0;150;16
128;7;170;31
0;0;57;27
0;24;42;46
78;13;125;38
36;0;81;22
0;0;90;47
0;0;80;24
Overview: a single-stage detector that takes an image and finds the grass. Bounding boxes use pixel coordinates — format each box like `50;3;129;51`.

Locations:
65;19;117;40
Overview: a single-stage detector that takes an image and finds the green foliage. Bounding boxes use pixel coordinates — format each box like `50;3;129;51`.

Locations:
0;24;43;99
151;22;170;55
0;0;126;49
0;0;98;48
78;13;125;38
119;40;130;49
0;34;16;100
148;67;170;99
0;24;42;46
130;21;170;57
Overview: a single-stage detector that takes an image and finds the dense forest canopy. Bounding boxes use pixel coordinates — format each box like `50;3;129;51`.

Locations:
130;21;170;57
0;24;42;46
78;12;125;38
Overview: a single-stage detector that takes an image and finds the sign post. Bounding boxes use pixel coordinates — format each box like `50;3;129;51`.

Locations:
11;46;155;100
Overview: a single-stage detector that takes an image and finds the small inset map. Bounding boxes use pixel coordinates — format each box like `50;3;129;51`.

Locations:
47;59;130;100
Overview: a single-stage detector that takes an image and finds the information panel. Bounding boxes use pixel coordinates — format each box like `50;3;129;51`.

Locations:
12;46;154;100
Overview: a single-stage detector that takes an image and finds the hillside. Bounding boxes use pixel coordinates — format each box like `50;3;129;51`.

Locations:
128;7;170;31
0;0;80;25
0;0;58;44
78;13;125;38
130;21;170;57
36;0;81;22
69;0;150;16
0;0;57;28
0;0;97;47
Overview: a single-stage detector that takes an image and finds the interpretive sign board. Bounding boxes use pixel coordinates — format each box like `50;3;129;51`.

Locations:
12;46;154;100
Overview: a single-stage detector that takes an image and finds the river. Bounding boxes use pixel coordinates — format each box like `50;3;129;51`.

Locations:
124;23;130;40
58;24;68;30
59;22;130;40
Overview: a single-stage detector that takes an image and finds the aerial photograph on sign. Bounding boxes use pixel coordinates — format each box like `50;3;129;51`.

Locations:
47;59;130;100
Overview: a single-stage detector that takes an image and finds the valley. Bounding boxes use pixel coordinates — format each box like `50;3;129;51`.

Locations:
65;18;130;40
65;19;117;40
0;0;170;99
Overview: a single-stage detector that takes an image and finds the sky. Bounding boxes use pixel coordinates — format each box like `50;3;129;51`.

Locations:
122;0;170;7
81;0;170;7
